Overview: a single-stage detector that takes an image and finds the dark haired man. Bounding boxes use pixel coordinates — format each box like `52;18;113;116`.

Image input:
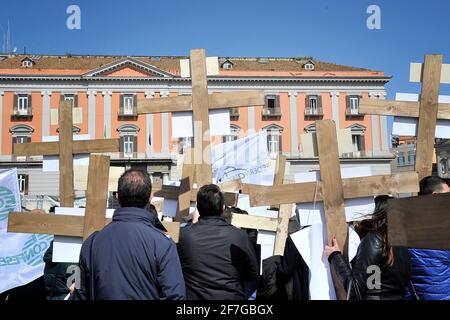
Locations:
72;169;185;300
177;184;259;300
408;175;450;300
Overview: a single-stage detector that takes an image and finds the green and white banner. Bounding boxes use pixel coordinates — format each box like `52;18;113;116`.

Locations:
0;168;53;293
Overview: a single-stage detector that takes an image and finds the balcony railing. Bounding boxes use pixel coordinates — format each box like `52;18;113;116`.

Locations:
118;106;138;119
262;107;281;118
12;106;33;119
304;107;323;117
346;107;362;117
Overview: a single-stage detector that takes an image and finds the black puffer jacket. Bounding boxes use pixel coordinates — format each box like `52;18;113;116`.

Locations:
328;232;411;300
177;215;259;300
43;241;77;298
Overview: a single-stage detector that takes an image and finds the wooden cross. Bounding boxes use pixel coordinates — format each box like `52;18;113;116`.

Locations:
137;48;265;219
242;120;419;298
13;101;120;206
8;155;180;243
359;54;450;180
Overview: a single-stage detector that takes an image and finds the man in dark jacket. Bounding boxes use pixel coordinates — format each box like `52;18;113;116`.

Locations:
408;176;450;300
177;184;259;300
71;169;185;300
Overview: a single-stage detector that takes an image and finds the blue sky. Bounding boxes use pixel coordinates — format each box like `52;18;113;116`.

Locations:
1;0;449;106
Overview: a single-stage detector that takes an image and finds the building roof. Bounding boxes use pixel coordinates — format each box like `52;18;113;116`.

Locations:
0;54;384;77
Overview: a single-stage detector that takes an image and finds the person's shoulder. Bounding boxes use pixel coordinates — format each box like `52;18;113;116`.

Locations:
361;232;384;250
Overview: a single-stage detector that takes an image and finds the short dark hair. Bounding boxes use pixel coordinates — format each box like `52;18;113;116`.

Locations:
117;169;152;208
196;184;224;216
419;175;448;195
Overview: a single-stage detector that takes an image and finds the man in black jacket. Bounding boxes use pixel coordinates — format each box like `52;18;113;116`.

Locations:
71;169;185;300
177;184;259;300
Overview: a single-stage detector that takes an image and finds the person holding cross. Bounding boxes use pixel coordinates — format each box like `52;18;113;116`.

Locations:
71;169;186;300
324;196;412;300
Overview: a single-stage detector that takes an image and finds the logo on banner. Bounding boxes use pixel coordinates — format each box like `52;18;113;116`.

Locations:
0;186;16;222
0;234;52;267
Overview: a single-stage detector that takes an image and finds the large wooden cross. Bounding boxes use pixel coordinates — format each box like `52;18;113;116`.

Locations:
359;54;450;180
8;155;180;243
137;48;265;221
13;101;120;206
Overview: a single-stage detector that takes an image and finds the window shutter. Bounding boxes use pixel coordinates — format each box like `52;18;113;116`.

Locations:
133;136;138;153
346;95;351;109
26;136;31;143
74;95;78;108
24;175;29;195
361;134;365;152
305;95;310;109
119;136;124;152
12;137;17;153
60;94;64;104
278;133;282;152
266;133;270;152
133;94;138;114
265;95;269;108
318;95;322;110
119;94;124;114
28;94;32;110
275;95;280;109
14;94;18;110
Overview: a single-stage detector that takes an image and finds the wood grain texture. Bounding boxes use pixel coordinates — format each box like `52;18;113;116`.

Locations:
273;204;292;255
387;193;450;250
137;91;265;114
231;213;278;232
59;101;74;207
316;120;347;250
359;98;450;119
72;139;120;153
83;155;110;240
7;213;181;243
13;141;59;156
245;172;419;206
415;54;443;180
191;49;212;186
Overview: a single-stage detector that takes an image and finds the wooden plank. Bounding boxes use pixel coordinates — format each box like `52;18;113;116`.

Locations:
273;204;292;255
190;49;212;186
59;101;74;207
137;91;265;114
245;172;419;206
83;155;110;240
8;213;181;243
175;148;195;222
231;213;278;232
415;54;443;180
359;98;450;119
271;154;286;210
13;141;59;156
8;213;85;237
387;193;450;250
72;139;120;154
316;120;347;250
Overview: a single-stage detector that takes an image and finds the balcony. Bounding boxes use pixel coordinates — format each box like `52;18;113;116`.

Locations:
118;106;138;120
11;107;33;120
304;107;323;117
262;107;281;119
346;107;362;117
230;108;239;119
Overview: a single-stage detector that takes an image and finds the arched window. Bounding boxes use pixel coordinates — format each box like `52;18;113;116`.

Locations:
117;124;139;156
222;125;240;143
263;124;283;158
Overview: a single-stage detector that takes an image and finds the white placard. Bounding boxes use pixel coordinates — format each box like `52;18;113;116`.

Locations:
237;194;278;218
162;199;178;218
294;166;375;227
42;134;90;172
393;93;450;138
171;109;230;138
257;230;276;275
52;207;115;263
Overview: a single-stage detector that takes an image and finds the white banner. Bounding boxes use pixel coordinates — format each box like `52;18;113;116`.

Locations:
212;131;270;183
0;168;53;293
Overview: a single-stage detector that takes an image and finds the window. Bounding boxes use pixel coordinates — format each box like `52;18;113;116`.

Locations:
304;63;315;71
117;124;139;157
10;125;34;156
18;174;29;195
347;95;361;116
21;59;33;68
222;125;240;143
222;61;233;70
440;158;449;175
305;95;323;116
397;152;405;166
178;137;193;154
347;124;366;157
263;95;280;117
264;125;283;158
123;95;134;115
18;95;29;113
407;151;416;165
